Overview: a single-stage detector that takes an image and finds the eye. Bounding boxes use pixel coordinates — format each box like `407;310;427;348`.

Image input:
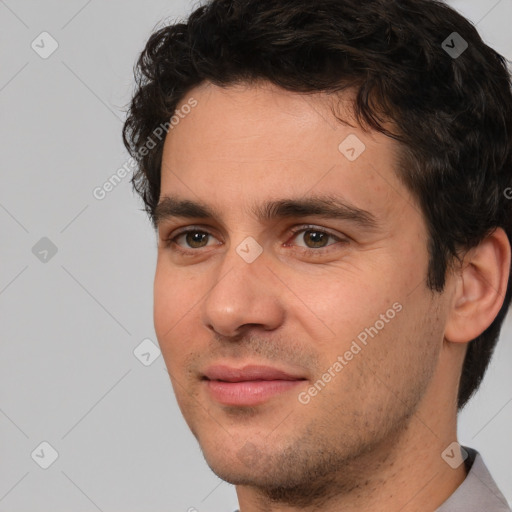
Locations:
163;228;220;251
287;226;345;251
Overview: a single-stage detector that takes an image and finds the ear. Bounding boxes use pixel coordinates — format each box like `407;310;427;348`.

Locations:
445;227;511;344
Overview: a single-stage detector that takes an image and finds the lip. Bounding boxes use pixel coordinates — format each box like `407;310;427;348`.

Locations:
203;364;304;382
202;364;307;406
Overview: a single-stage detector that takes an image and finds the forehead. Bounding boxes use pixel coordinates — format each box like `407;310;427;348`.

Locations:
159;81;411;225
164;80;370;160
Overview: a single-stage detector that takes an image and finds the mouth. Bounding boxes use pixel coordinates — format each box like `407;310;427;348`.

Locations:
202;364;308;406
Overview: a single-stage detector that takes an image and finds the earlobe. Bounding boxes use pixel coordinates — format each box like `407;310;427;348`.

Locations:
444;227;511;344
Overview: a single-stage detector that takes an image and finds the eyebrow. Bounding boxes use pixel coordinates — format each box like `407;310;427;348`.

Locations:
153;194;379;231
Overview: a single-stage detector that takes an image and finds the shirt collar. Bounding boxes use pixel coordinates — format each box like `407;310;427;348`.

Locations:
436;446;511;512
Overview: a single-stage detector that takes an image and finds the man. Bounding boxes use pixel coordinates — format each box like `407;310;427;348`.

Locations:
122;0;512;510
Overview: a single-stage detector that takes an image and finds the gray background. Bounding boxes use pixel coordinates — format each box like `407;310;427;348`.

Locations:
0;0;510;510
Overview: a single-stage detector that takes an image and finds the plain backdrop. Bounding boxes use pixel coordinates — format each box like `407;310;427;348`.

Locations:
0;0;511;510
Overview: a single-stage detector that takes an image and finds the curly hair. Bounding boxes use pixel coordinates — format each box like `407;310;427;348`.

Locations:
122;0;512;409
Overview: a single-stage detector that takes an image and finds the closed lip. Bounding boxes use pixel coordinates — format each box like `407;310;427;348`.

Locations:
202;364;306;382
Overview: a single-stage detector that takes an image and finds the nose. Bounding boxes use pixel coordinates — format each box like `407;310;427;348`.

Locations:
201;245;285;338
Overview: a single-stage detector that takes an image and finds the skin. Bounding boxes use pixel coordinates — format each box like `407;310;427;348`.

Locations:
153;80;510;512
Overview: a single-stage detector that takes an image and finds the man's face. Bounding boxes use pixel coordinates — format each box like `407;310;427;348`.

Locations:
154;81;449;491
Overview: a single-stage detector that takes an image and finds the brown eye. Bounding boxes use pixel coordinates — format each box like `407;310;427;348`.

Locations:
183;231;210;248
290;227;341;250
167;229;220;251
302;230;331;248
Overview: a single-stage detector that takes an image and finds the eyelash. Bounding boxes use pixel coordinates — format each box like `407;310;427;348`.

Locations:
285;225;346;254
162;225;347;256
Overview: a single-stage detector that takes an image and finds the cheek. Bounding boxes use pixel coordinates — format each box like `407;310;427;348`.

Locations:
279;258;405;346
304;294;441;431
153;264;174;338
285;256;432;391
153;263;198;360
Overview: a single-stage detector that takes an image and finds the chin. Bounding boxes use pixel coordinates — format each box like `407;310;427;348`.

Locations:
195;432;278;484
202;449;266;485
